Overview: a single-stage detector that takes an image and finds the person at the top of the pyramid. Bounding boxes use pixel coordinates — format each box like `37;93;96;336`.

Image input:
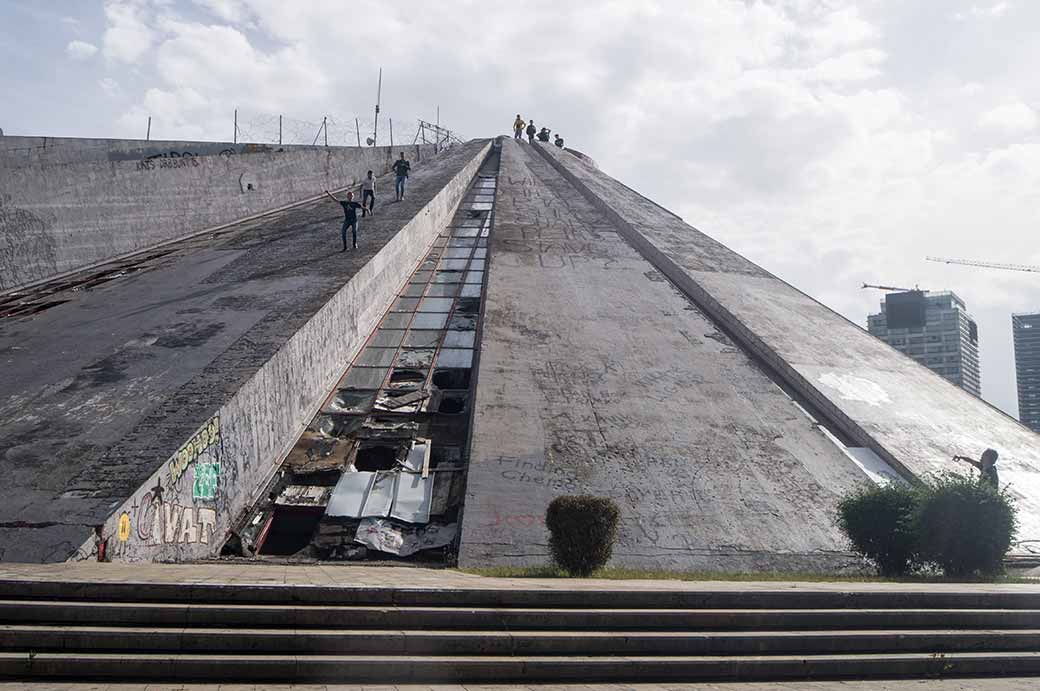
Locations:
392;153;411;202
537;127;551;142
513;114;525;140
526;120;537;143
953;448;999;488
361;170;376;217
554;134;565;148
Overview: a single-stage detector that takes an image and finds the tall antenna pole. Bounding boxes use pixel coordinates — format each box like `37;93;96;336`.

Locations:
389;118;393;148
355;118;361;147
323;116;328;147
373;67;382;146
146;116;151;141
278;115;282;145
234;109;237;144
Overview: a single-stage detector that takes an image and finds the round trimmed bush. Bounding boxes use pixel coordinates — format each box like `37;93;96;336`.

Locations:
836;482;920;576
915;472;1017;578
545;495;620;576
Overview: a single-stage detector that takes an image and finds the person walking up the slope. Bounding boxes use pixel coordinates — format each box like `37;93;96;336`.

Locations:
513;114;525;141
392;153;411;201
526;120;537;144
325;189;363;252
361;170;376;217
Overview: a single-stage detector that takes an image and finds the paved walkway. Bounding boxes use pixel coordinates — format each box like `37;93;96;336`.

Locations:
0;562;1037;593
1;679;1038;690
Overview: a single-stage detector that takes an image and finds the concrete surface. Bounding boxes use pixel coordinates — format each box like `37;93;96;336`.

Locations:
459;139;874;572
0;561;1037;594
0;683;1036;691
0;140;490;563
535;142;1040;552
0;135;368;167
0;140;438;290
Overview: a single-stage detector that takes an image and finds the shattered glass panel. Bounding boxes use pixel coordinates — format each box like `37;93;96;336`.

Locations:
433;271;463;284
397;348;435;368
326;390;376;415
409;271;433;284
341;368;388;390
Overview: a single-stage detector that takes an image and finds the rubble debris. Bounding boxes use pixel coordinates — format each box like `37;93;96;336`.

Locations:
355;518;458;557
275;485;333;508
325;469;434;523
327;390;376;414
391;472;434;523
375;388;429;412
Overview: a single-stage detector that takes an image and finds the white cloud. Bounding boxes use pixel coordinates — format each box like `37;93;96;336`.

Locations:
956;2;1013;20
979;102;1037;134
102;0;158;63
65;40;98;60
191;0;251;23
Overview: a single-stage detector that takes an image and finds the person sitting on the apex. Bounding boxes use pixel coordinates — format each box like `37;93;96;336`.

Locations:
554;134;565;148
953;448;1000;488
537;127;551;142
513;114;525;141
526;120;537;144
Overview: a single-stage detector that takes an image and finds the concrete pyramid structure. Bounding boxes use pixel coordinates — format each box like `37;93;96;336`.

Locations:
1;133;1038;568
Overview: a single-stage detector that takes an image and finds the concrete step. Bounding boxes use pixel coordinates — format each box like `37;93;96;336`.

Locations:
2;625;1039;656
3;600;1039;630
4;580;1039;610
4;651;1040;682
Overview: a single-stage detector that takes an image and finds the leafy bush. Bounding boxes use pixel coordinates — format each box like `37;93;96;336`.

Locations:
915;472;1017;578
836;483;921;576
545;495;620;576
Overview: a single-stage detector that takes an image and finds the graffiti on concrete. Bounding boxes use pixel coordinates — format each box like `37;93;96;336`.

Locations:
0;204;57;291
135;154;201;171
168;415;220;487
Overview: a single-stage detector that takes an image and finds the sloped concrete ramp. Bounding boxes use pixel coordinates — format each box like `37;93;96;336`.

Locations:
0;140;490;563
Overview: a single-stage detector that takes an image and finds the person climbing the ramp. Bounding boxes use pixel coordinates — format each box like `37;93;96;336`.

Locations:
392;153;411;201
325;189;363;251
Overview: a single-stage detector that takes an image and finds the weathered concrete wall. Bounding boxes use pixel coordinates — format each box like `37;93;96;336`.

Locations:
458;140;871;572
0;141;437;291
0;136;315;167
535;142;1040;551
83;141;491;562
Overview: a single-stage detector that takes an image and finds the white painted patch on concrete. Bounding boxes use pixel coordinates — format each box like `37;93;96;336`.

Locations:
818;373;891;406
845;447;906;486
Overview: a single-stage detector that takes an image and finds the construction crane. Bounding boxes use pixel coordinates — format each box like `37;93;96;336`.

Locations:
926;257;1040;274
862;283;922;292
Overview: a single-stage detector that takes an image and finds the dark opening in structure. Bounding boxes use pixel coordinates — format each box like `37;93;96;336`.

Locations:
257;508;322;556
433;368;471;390
354;444;400;471
438;395;466;415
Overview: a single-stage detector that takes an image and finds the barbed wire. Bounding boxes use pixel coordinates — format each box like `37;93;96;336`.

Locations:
233;109;459;148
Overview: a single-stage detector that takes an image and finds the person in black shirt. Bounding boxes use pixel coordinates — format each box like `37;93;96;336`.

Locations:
537;127;551;142
525;121;537;144
392;153;411;201
953;448;1000;488
325;189;363;251
554;134;565;148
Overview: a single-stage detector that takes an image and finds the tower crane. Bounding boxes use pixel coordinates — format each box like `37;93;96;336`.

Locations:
926;257;1040;274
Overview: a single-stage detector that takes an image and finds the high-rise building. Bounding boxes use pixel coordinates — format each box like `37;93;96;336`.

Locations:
1014;312;1040;433
867;290;981;396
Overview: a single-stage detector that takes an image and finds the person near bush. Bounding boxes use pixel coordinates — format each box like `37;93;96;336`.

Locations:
952;449;999;488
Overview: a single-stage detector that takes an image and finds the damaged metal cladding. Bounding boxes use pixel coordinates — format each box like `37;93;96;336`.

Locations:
224;149;499;564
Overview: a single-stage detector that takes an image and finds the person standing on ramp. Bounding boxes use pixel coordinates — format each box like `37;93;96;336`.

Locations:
526;120;537;144
392;153;411;202
361;170;376;217
325;189;363;252
513;114;525;141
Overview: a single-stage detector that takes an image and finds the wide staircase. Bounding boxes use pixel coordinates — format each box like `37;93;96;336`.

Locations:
0;578;1038;682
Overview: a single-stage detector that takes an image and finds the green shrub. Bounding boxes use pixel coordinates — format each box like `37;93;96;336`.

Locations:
836;483;921;576
915;472;1017;578
545;495;620;576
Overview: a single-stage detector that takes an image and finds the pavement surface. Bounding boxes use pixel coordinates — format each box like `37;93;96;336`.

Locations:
1;679;1038;689
0;562;1037;593
0;141;487;563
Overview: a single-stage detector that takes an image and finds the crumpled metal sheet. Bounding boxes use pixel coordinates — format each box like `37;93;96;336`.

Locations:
354;518;457;556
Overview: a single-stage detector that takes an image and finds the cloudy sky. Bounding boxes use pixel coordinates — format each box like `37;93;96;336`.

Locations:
2;0;1039;417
